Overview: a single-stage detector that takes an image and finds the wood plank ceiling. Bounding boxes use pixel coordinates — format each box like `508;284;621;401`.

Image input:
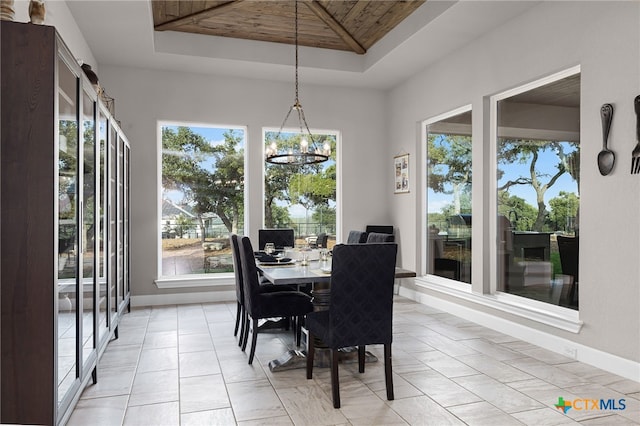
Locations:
152;0;425;54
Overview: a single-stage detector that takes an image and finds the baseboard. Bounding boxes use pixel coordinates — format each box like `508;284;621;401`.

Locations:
131;290;235;307
398;286;640;383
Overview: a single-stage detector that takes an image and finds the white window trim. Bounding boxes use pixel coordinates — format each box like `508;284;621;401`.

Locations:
415;276;583;333
421;104;473;277
154;273;235;289
482;65;582;328
417;66;583;333
489;65;580;295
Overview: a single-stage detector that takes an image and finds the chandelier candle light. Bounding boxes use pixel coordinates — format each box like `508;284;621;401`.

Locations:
265;0;331;165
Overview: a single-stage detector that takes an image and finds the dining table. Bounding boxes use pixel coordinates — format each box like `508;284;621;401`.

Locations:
256;258;416;371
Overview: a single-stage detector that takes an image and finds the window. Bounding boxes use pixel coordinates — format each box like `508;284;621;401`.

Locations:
160;124;246;277
264;129;338;247
425;107;472;283
495;70;580;310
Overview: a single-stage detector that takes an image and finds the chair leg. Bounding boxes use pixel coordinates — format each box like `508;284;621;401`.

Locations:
331;349;341;408
358;345;365;373
384;344;394;401
295;316;302;347
241;310;250;351
238;305;246;347
234;301;241;336
306;331;315;379
248;318;259;365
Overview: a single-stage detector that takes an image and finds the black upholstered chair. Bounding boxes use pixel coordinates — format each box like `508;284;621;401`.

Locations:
366;232;395;243
230;234;295;349
434;257;461;280
314;232;328;248
557;235;579;304
306;243;398;408
238;236;313;364
258;228;295;250
365;225;394;235
346;230;368;244
230;234;247;345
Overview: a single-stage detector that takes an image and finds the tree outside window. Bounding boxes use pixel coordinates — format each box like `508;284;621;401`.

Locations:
426;109;472;284
495;71;580;310
264;131;337;246
160;124;245;276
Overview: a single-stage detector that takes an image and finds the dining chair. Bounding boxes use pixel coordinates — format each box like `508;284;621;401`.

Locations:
365;232;395;243
557;235;579;305
346;230;367;244
306;243;398;408
230;234;247;344
258;228;295;250
314;232;328;248
365;225;394;235
238;236;313;364
434;257;461;280
230;234;296;349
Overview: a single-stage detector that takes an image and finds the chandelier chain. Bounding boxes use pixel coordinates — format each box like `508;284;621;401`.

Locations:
265;0;330;165
295;0;299;105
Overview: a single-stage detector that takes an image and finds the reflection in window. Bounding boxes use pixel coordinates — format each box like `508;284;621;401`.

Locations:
264;130;337;248
426;109;472;283
496;72;580;310
160;124;245;276
57;57;78;404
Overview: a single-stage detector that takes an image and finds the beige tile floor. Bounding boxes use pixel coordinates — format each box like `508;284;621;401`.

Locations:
67;297;640;425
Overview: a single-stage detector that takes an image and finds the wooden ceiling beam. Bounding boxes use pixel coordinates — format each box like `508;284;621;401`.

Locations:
303;0;366;54
155;0;245;32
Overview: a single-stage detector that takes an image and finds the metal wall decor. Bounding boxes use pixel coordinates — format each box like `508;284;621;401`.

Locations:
631;95;640;174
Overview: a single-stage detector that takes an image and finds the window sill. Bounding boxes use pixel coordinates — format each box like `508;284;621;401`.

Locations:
415;276;583;333
155;273;235;289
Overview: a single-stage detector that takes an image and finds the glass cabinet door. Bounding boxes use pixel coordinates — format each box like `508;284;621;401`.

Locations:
109;124;118;323
118;135;125;310
57;57;79;405
125;144;130;299
81;90;96;364
97;109;109;343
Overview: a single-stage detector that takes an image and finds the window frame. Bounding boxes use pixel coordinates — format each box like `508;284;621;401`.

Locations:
415;67;583;333
488;66;581;298
421;104;473;286
261;126;341;242
155;121;248;287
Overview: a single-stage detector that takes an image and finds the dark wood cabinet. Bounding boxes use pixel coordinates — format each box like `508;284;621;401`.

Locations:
1;21;130;425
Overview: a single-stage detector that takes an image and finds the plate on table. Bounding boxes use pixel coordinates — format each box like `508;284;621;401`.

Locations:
320;266;332;274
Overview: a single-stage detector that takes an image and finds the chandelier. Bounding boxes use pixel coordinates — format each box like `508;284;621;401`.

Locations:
265;0;330;165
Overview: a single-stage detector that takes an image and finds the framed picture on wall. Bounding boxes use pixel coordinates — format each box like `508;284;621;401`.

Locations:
394;153;409;193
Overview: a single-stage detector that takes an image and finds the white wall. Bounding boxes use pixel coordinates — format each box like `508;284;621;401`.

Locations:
97;66;388;298
387;1;640;364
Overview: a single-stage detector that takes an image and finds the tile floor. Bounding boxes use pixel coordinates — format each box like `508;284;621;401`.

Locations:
67;297;640;425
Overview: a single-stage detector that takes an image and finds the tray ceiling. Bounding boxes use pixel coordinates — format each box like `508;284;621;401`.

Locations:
152;0;425;54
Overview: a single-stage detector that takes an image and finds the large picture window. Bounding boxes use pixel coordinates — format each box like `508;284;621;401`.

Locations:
425;108;472;283
495;70;580;310
264;129;338;248
160;124;246;276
